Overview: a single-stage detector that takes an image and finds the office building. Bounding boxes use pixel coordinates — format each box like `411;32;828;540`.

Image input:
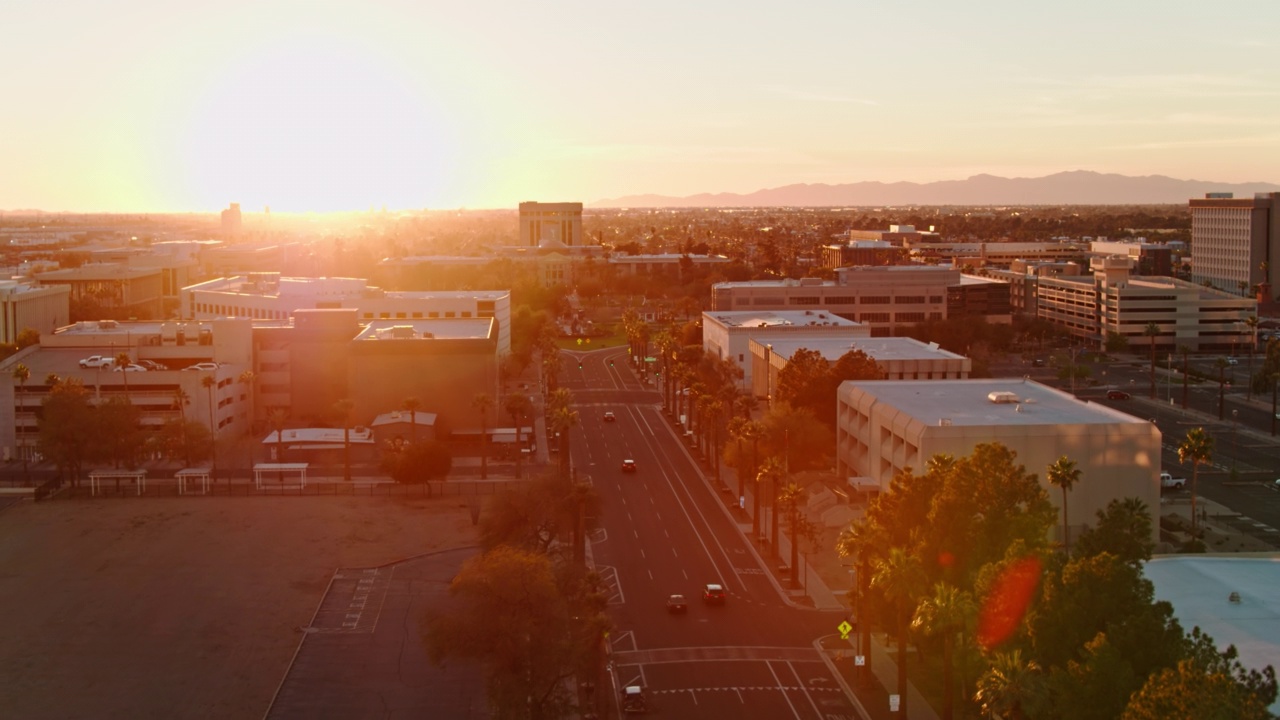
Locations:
1189;192;1280;296
702;309;868;391
519;202;583;247
836;378;1160;545
753;336;969;401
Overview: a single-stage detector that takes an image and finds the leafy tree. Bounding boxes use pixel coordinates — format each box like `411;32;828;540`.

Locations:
1123;656;1275;720
1046;456;1081;553
758;403;832;472
93;396;145;469
402;396;422;442
424;546;577;719
15;328;39;349
478;471;599;558
1177;427;1214;541
386;440;451;484
38;377;94;485
1072;498;1155;565
149;419;212;465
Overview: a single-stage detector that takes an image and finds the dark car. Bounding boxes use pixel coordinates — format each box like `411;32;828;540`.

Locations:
1032;358;1045;367
603;411;616;422
703;583;726;605
666;594;687;613
621;459;637;473
1106;390;1131;400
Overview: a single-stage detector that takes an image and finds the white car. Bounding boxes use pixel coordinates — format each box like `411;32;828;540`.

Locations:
182;362;219;371
112;364;147;373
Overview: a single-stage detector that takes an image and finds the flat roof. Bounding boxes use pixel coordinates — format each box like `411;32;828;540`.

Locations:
354;319;493;341
705;309;859;329
262;428;375;445
764;336;962;362
1145;556;1280;715
840;378;1148;426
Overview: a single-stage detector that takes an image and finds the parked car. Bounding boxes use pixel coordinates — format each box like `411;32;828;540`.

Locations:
1160;471;1186;491
112;364;147;373
1226;356;1239;366
79;355;114;369
666;594;687;613
621;459;637;473
138;359;166;371
703;583;726;605
182;362;219;371
1106;390;1131;400
603;411;616;423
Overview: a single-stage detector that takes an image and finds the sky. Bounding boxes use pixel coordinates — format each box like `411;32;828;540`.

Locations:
3;0;1279;213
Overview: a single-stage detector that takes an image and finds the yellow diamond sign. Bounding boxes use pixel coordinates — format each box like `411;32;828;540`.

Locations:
838;620;852;639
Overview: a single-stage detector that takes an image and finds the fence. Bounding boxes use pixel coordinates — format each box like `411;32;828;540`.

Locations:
40;477;526;500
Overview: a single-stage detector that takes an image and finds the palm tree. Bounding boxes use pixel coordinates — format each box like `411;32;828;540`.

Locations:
12;363;29;482
238;370;256;433
1246;315;1259;400
777;481;808;587
911;583;975;720
267;407;288;480
1143;322;1160;399
549;405;579;476
1178;427;1214;539
472;393;494;480
974;649;1043;720
503;393;532;478
872;547;926;718
334;399;354;482
201;376;216;478
727;416;748;502
114;351;133;401
1046;456;1081;554
401;396;422;442
755;456;783;552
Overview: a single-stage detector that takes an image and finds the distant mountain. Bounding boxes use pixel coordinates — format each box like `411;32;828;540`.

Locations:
592;171;1280;208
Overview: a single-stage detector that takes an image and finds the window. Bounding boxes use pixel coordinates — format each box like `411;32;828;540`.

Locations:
395;312;406;319
411;312;422;319
896;312;926;322
894;296;925;304
462;311;472;318
429;312;439;318
445;312;455;318
859;296;891;305
789;296;820;305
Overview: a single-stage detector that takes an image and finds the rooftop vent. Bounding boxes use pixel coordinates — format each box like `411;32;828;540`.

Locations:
988;391;1020;404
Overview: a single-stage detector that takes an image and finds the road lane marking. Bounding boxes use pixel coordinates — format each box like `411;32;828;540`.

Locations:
766;660;803;719
781;659;825;718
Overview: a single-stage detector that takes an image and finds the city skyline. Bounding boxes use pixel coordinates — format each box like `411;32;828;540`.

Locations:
4;0;1279;213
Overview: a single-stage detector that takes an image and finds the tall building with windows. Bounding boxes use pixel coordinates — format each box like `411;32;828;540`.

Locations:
518;202;583;247
1189;192;1280;295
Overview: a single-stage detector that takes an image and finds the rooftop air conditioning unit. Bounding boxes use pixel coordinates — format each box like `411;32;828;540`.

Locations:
988;391;1020;404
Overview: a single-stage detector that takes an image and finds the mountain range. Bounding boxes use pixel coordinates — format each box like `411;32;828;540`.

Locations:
592;171;1280;208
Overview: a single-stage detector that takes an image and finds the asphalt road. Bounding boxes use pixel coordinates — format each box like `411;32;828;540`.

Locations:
562;349;864;720
994;353;1280;546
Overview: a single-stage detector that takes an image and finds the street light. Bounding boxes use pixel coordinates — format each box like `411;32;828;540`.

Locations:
1232;409;1239;472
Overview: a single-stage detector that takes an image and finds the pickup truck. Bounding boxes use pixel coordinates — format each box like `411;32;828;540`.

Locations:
1160;472;1186;491
79;355;115;369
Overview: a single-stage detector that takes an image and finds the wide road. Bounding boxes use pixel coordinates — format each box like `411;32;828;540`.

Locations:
560;348;864;720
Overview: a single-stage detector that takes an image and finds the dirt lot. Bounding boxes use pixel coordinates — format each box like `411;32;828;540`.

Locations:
0;495;477;720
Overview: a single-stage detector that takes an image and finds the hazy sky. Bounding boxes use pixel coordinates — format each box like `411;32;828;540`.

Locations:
4;0;1279;212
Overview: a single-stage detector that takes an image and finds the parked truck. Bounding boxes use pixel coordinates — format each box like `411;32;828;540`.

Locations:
1160;472;1186;491
621;685;648;713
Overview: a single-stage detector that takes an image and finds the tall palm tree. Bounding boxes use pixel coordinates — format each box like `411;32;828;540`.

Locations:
114;351;133;402
238;370;256;433
549;405;579;476
1142;322;1160;399
727;416;748;502
1246;315;1259;400
873;547;926;718
975;649;1043;720
1178;427;1214;539
12;363;29;481
472;393;494;480
1046;456;1081;554
201;376;216;478
503;393;532;477
755;456;783;552
334;399;354;482
401;396;422;442
777;481;808;587
911;583;975;720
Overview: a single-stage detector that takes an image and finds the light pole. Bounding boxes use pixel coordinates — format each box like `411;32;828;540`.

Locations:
1232;409;1239;472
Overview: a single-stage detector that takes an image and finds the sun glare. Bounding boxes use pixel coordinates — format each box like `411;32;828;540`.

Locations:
177;36;459;213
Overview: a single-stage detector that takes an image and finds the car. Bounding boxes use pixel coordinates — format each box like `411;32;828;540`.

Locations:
182;362;219;371
1031;358;1045;367
1106;390;1131;400
79;355;115;369
666;594;687;613
703;583;726;605
603;411;616;423
1226;356;1239;366
112;363;147;373
137;359;166;371
621;459;637;473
